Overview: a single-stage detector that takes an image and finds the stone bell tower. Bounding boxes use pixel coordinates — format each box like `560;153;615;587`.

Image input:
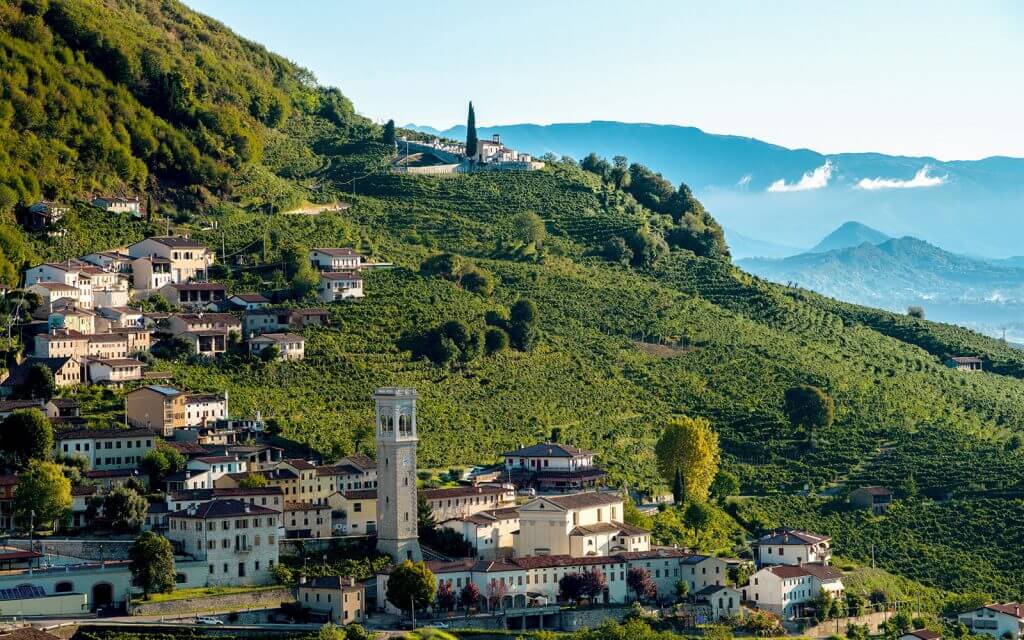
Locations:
374;387;422;562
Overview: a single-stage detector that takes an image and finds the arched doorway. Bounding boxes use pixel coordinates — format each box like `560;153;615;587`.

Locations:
91;582;114;610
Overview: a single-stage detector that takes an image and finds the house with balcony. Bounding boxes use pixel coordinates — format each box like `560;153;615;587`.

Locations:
502;442;607;491
84;357;144;385
751;528;832;568
957;603;1024;639
247;333;305;360
317;272;363;302
742;563;844;620
91;196;141;215
310;248;363;271
128;236;213;283
166;499;280;585
158;282;226;310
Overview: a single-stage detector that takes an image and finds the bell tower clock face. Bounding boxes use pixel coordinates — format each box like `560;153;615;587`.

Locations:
401;452;413;468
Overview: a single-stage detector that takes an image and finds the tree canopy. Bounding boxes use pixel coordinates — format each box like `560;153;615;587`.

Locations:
386;560;436;615
654;415;721;503
130;531;176;597
14;461;71;529
0;409;53;469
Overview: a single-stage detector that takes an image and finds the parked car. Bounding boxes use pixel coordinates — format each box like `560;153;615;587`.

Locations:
425;622;450;629
196;617;224;625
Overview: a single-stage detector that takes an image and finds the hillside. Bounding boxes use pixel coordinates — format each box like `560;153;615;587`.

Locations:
808;221;890;254
7;0;1024;604
410;121;1024;257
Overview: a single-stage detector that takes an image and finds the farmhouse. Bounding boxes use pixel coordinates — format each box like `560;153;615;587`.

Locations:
128;236;213;283
297;575;365;625
751;528;832;567
743;563;844;619
158;282;226;310
502;442;607;491
166;499;280;586
310;247;363;271
957;603;1024;639
849;486;893;514
946;356;983;372
247;333;305;360
317;271;363;302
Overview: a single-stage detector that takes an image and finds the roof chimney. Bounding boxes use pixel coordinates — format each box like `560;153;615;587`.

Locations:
298;574;307;585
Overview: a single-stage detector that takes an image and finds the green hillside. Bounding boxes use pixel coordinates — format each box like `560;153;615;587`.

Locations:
4;0;1024;605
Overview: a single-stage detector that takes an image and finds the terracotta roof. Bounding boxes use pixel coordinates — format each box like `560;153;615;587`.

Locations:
174;313;239;324
88;358;143;367
87;333;129;343
283;458;316;470
767;563;842;580
570;522;621;536
86;469;138;479
980;603;1024;618
2;358;75;388
251;332;304;343
852;486;892;496
0;400;45;412
448;507;520;526
231;293;269;303
338;453;376;470
316;464;363;477
902;631;941;640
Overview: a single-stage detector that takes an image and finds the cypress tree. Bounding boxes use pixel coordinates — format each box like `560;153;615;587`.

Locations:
672;468;685;505
383;119;396;146
465;101;478;161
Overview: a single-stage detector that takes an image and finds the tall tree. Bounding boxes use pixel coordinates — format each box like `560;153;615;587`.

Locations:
0;409;53;469
14;363;56;400
626;567;657;602
655;415;721;503
382;119;396;146
783;385;835;440
465;101;478;161
417;491;436;537
14;461;71;529
129;531;176;598
386;560;436;616
104;485;148;532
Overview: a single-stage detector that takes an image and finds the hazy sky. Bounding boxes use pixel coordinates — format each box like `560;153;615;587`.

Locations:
185;1;1023;160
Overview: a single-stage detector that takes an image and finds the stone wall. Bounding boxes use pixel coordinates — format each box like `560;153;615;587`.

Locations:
559;605;629;631
800;611;892;638
10;539;133;561
129;587;295;616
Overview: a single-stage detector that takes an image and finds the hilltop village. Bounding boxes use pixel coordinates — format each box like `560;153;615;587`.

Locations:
0;231;1013;639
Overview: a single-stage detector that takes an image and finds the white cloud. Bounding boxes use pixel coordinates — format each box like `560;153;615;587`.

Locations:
856;166;948;190
736;174;752;187
767;160;833;193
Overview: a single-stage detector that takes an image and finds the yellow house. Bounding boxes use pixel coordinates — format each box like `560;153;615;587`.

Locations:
329;489;376;535
297;576;364;625
284;501;332;539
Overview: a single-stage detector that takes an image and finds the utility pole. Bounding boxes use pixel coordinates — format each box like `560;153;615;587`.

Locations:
410;593;415;629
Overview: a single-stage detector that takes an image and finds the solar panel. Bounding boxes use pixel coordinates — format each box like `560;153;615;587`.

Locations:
0;585;45;601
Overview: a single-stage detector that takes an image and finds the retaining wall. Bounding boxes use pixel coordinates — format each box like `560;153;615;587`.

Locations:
129;587;295;616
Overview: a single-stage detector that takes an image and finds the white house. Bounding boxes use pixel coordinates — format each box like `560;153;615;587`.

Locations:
185;392;229;426
185;455;249;489
421;485;515;523
166;499;280;586
752;528;832;567
310;248;363;271
515;492;649;558
957;604;1024;639
54;428;157;470
247;333;305;360
91;196;141;215
376;548;707;614
694;584;744;621
228;293;270;310
318;271;363;302
157;282;226;310
743;563;844;619
28;282;87;310
501;442;607;491
85;357;144;384
96;306;145;330
439;508;520;560
81;251;133;273
128;236;213;283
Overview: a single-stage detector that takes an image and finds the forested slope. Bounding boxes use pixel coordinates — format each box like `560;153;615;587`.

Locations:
3;0;1024;603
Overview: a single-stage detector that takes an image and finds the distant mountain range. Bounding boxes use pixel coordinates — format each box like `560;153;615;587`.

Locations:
738;222;1024;339
409;121;1024;257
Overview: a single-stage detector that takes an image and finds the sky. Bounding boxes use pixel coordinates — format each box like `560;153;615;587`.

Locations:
185;1;1023;160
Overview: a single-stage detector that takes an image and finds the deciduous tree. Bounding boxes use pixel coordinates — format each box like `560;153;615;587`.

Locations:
387;560;436;615
104;485;148;532
0;409;53;469
783;385;835;440
655;415;720;503
626;567;657;602
129;531;175;597
14;461;71;530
